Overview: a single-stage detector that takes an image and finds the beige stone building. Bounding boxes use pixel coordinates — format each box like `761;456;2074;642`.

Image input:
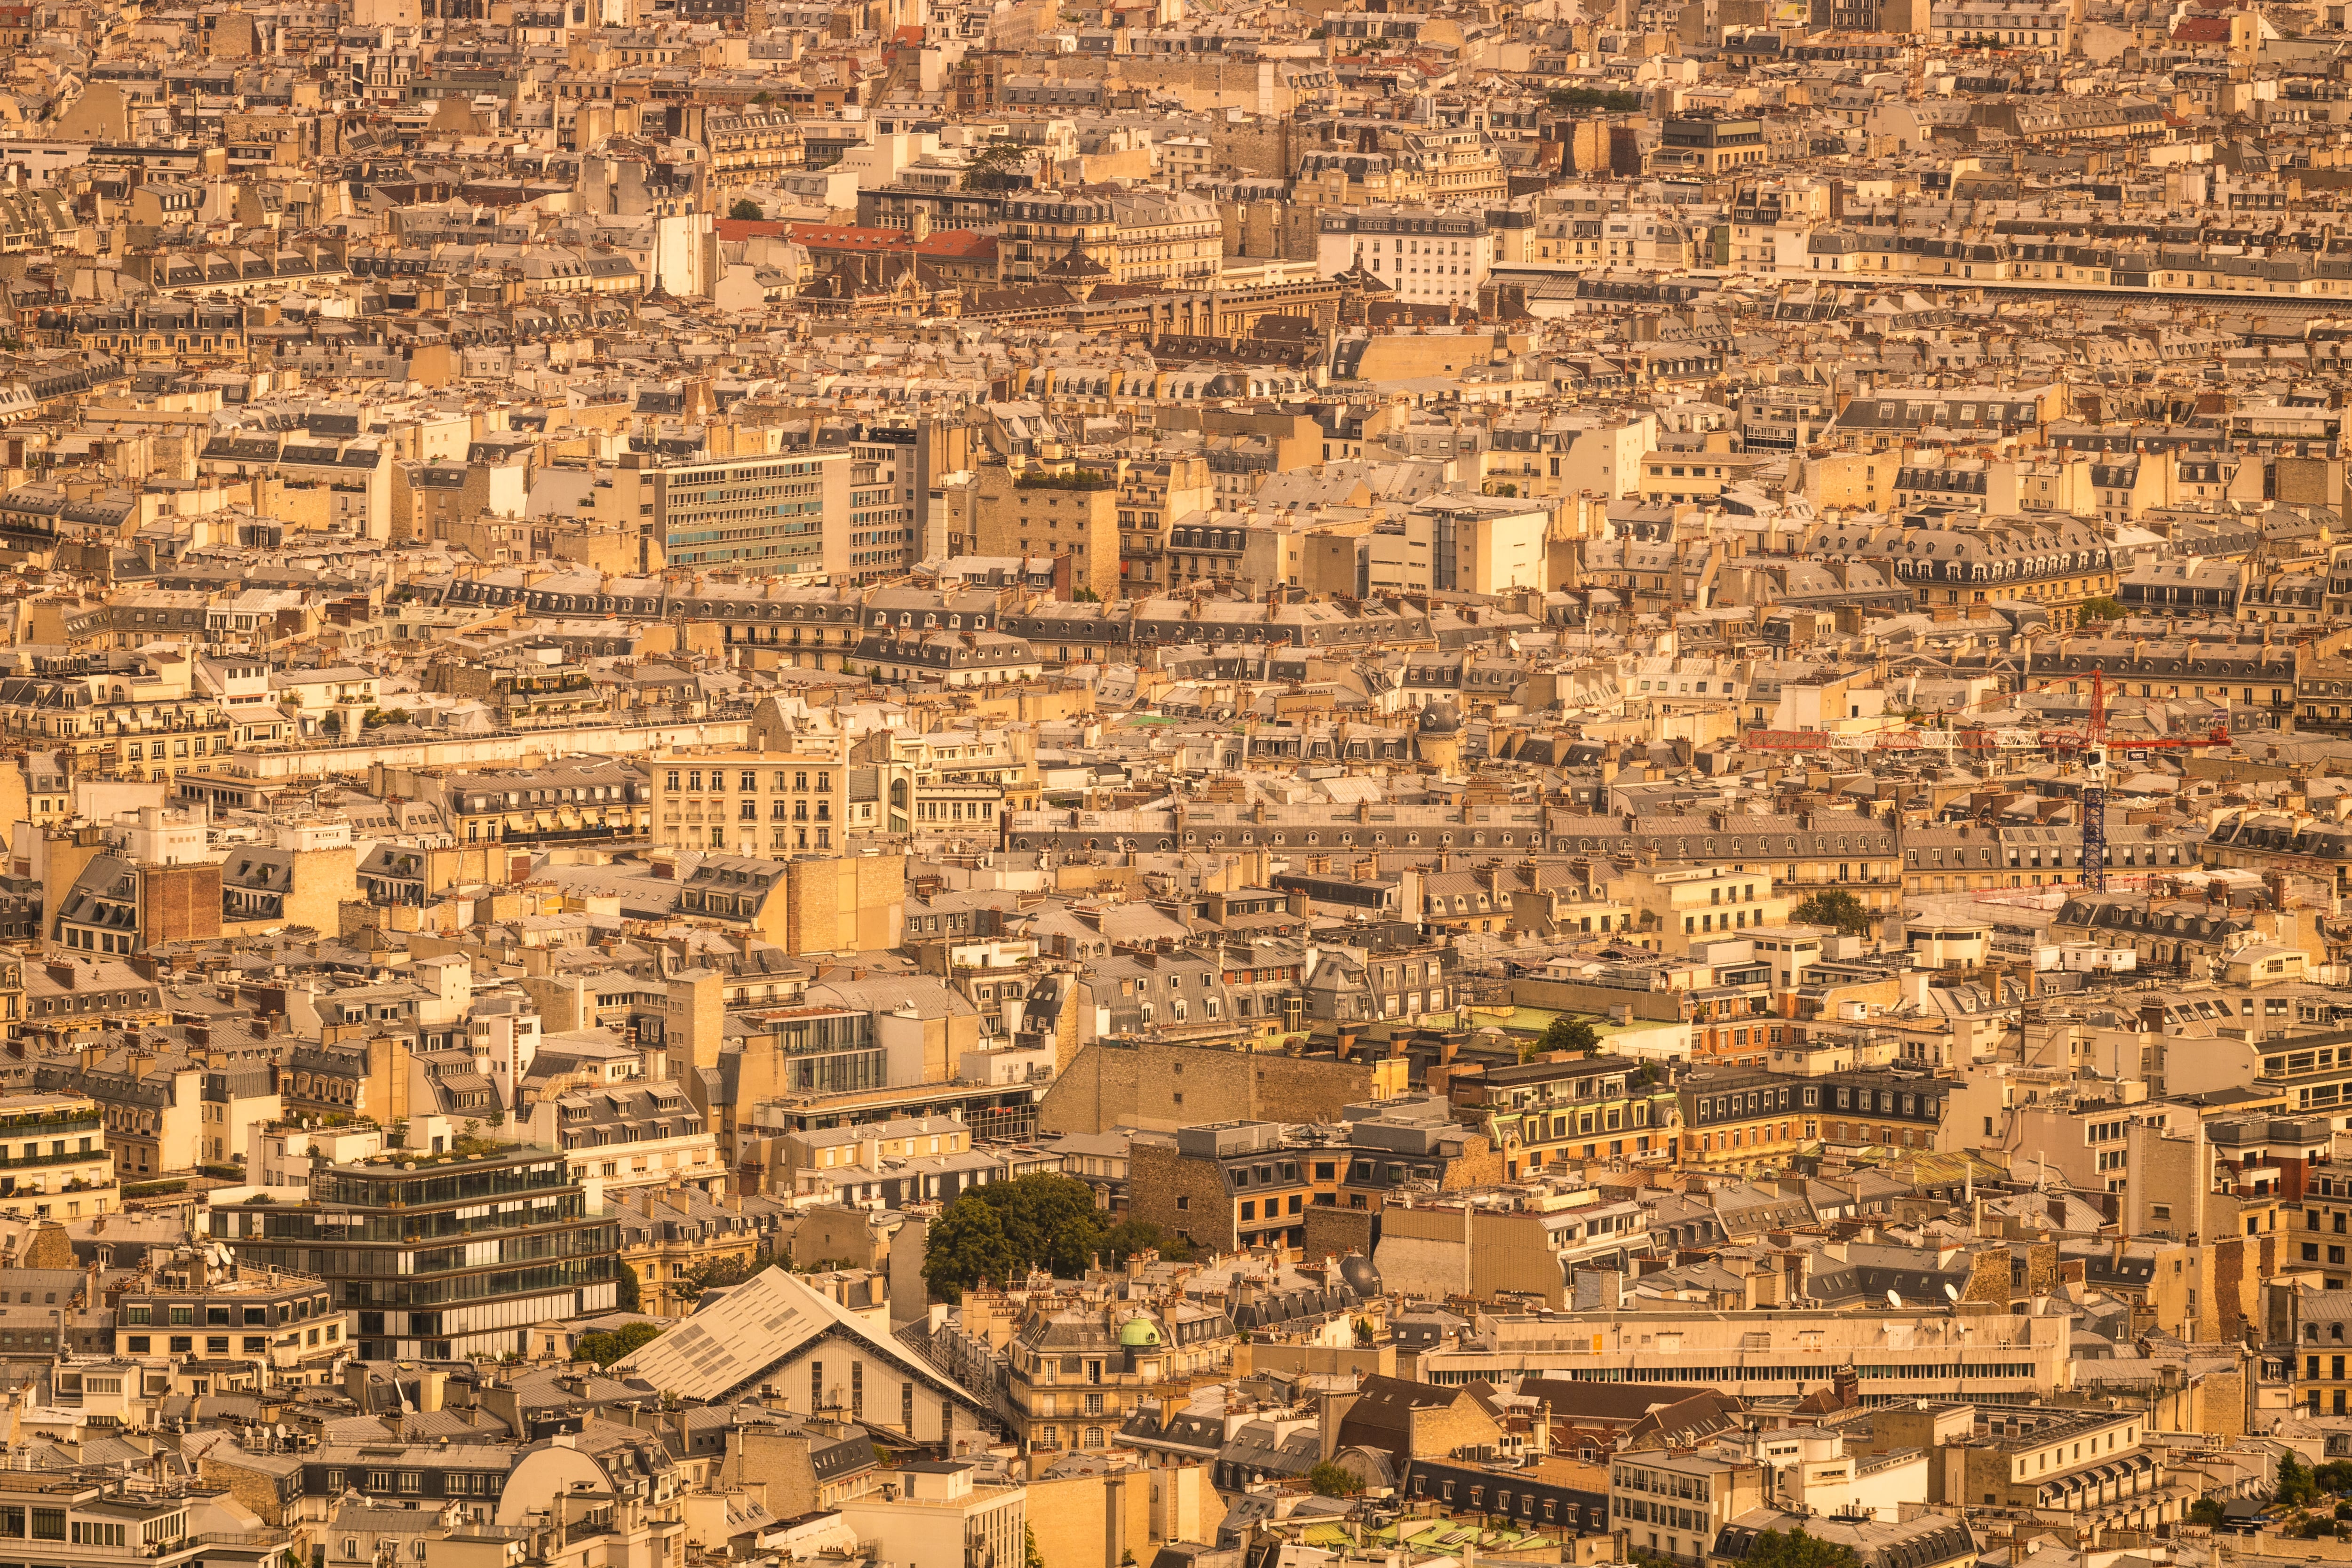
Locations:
652;748;847;858
972;462;1120;601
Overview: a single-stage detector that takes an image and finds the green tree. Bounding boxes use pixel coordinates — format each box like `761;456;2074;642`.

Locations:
575;1321;663;1365
675;1253;775;1305
1307;1461;1363;1497
1546;86;1642;111
1024;1527;1044;1568
1738;1530;1863;1568
962;139;1028;190
922;1198;1026;1303
2186;1497;2225;1528
728;198;764;221
2281;1452;2322;1508
1533;1016;1600;1057
923;1173;1126;1301
1792;890;1875;936
1550;1017;1600;1052
2320;1460;2352;1494
2077;595;2127;622
615;1260;641;1313
1101;1218;1192;1266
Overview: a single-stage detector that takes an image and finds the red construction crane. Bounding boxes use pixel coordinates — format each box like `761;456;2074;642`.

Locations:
2032;669;2230;891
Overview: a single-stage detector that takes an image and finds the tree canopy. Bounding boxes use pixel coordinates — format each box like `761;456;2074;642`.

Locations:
727;198;764;221
961;140;1029;190
1738;1529;1863;1568
1307;1462;1363;1497
1547;86;1642;111
2281;1452;2322;1508
675;1253;775;1305
1541;1017;1599;1053
576;1321;662;1365
923;1174;1191;1301
1792;889;1876;936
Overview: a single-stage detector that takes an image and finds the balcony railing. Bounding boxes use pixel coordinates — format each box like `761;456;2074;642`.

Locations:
0;1147;107;1172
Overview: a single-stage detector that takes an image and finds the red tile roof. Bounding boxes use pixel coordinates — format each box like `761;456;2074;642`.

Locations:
786;223;996;259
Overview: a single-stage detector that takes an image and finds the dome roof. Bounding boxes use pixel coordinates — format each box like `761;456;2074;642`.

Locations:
1418;700;1462;734
1118;1316;1162;1347
1338;1254;1383;1298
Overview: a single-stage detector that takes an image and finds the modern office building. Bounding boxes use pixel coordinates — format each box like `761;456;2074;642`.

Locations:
652;450;849;573
208;1143;619;1361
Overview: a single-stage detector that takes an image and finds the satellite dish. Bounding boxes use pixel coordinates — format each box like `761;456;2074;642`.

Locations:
1944;1283;1960;1303
1886;1289;1902;1309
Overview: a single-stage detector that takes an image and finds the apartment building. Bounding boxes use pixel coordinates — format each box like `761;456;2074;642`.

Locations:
0;1090;116;1221
1447;1056;1682;1170
522;1080;729;1204
1105;190;1222;285
1421;1307;2073;1402
1129;1121;1312;1252
1366;496;1548;596
208;1143;620;1362
971;462;1120;600
114;1245;350;1387
610;1186;769;1317
1944;1406;2167;1530
650;449;849;573
837;1464;1025;1568
0;1478;296;1568
848;433;917;583
397;759;652;849
1678;1066;1947;1170
1375;1186;1653;1305
1610;1449;1766;1567
1316;207;1494;308
652;748;846;856
999;194;1117;284
1612;865;1791;956
0;653;234;782
854;725;1036;837
1118;455;1213;590
1656;116;1768;175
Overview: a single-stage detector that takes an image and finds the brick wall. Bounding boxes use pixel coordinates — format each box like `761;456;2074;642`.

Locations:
1302;1205;1375;1264
1128;1140;1237;1252
142;861;223;945
1041;1040;1376;1135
